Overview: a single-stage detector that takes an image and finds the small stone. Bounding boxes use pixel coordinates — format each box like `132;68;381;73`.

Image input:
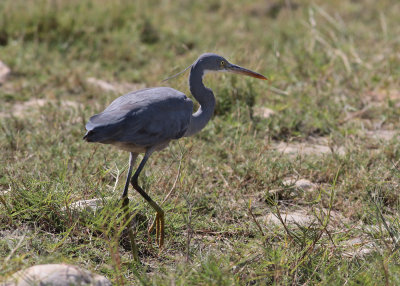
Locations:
268;179;317;201
275;142;330;155
0;188;10;196
5;264;111;286
254;107;275;119
0;60;10;84
273;139;345;157
264;211;315;226
364;130;399;141
86;77;145;93
342;237;363;246
0;99;81;118
62;197;144;225
64;198;108;213
86;78;116;92
263;208;348;230
341;238;374;258
295;179;316;191
61;198;116;220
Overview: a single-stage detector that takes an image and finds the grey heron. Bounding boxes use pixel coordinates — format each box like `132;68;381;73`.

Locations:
83;53;267;260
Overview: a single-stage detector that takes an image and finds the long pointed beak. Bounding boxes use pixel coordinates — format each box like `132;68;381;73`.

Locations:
227;64;267;80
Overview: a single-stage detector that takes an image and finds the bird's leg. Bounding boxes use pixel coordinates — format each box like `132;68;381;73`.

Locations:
130;149;165;248
121;152;139;262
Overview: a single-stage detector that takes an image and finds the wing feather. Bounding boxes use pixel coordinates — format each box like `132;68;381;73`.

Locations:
84;87;193;147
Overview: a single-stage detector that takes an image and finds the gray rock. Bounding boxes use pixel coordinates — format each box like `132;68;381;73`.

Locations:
86;77;145;93
264;210;316;226
273;137;345;157
263;208;349;230
3;264;111;286
283;178;317;192
253;107;275;119
64;198;109;213
365;130;399;141
0;99;81;118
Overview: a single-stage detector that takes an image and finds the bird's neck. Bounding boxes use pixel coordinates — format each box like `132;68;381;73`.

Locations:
184;64;216;137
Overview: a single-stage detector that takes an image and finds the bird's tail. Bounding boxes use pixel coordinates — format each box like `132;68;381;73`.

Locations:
83;128;115;143
83;130;95;142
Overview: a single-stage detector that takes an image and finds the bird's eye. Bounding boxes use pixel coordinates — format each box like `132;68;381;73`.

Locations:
220;60;225;66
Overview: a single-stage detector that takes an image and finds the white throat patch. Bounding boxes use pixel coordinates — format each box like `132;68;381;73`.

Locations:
202;69;224;79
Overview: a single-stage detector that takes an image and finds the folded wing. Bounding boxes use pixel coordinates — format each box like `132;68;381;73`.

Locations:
84;87;193;148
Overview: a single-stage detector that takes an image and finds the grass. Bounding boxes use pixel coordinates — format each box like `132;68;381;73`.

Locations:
1;0;400;284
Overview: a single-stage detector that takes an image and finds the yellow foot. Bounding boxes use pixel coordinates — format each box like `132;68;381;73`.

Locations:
148;211;164;248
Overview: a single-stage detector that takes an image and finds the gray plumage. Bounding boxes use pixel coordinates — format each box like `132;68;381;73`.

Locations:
84;87;192;152
83;53;267;257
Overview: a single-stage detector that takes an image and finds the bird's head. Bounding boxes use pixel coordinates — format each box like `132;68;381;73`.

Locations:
195;53;267;80
163;53;267;82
